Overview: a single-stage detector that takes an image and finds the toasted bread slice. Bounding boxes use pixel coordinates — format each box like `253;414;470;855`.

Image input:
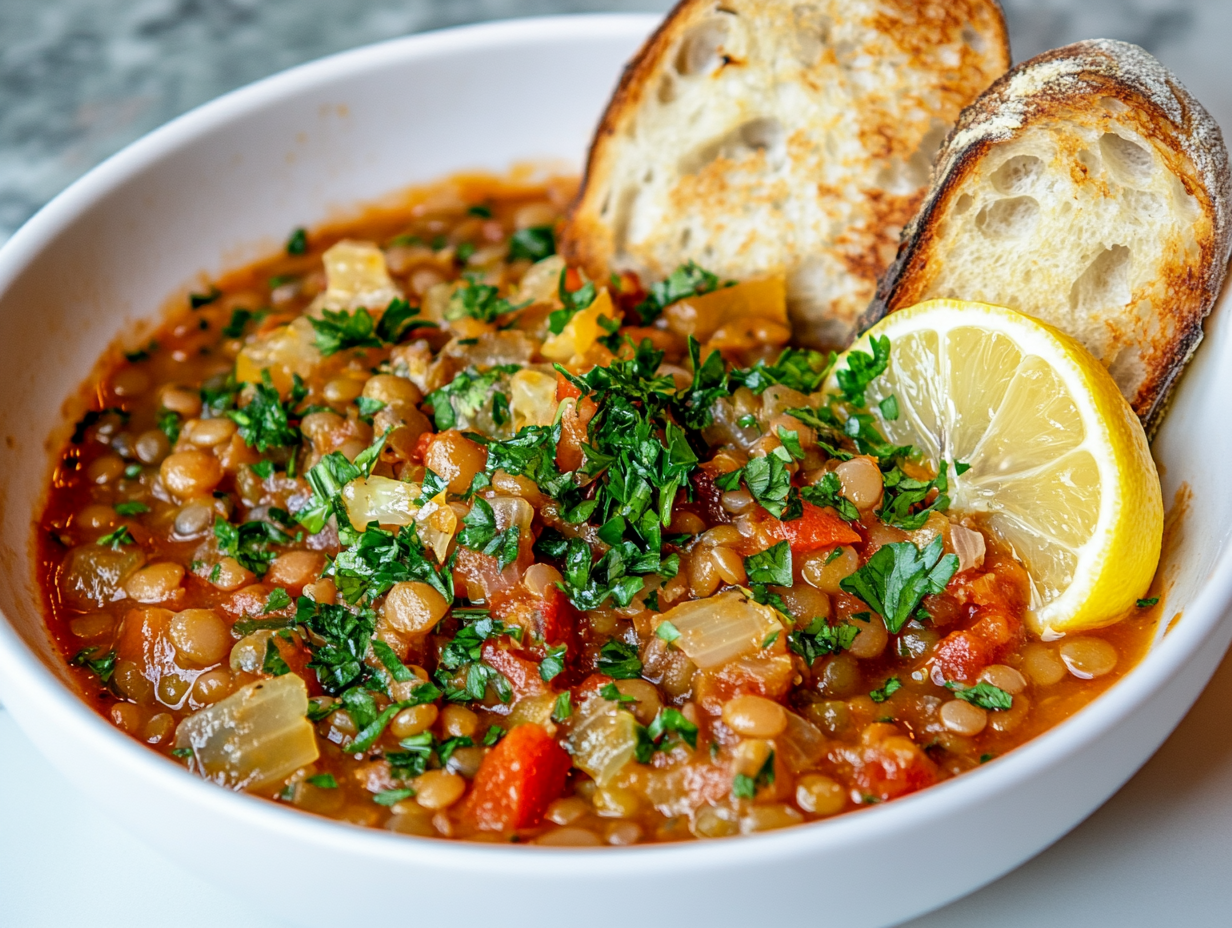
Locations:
559;0;1010;347
865;39;1232;434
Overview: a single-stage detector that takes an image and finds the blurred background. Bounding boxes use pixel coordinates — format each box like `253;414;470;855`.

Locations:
2;0;1230;245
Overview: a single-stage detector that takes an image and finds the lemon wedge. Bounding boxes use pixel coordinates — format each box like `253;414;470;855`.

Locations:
832;299;1163;636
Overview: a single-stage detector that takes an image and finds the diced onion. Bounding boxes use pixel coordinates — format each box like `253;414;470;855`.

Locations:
663;275;787;343
951;524;987;573
776;710;827;773
509;369;560;430
488;495;535;536
174;674;319;791
415;490;457;563
342;476;420;529
540;288;616;363
235;316;322;393
567;693;640;786
514;255;566;305
661;590;782;670
317;240;402;312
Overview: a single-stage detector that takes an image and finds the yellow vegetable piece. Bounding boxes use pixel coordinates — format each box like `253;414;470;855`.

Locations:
663;275;788;347
235;316;321;392
319;239;401;312
540;288;617;363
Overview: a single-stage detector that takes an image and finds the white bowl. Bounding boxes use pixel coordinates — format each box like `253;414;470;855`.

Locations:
1;15;1230;928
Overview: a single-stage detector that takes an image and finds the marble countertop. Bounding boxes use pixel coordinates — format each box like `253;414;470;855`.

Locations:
2;0;1230;244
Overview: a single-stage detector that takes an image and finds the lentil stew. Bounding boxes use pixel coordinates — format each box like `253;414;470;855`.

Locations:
38;172;1161;845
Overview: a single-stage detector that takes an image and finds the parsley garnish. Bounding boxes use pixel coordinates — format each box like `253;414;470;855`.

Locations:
262;638;292;676
227;369;303;452
840;537;959;634
285;227;308;255
96;525;134;549
799;472;860;521
508;226;555;262
539;644;567;682
714;447;800;520
113;501;149;516
787;618;859;663
552;692;573;721
633;261;725;324
446;276;522;324
1137;597;1159;608
306;773;337;789
213;516;292;576
655;620;681;644
635;707;698;762
157;409;181;445
70;647;117;683
731;347;836;394
834;335;891;408
596;639;643;680
744;540;792;587
869;677;902;703
456;497;521;570
946;681;1013;711
547;268;598;334
878;462;961;530
732;751;775;800
425;365;519;431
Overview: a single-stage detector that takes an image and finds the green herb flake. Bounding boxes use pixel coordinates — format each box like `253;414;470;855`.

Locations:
539;644;567;682
285;227;308;255
70;647;117;683
732;750;775;800
552;691;573;721
508;226;556;262
307;773;337;789
744;541;792;587
839;536;959;634
262;638;292;676
869;677;902;703
373;788;415;807
946;681;1013;711
655;620;681;644
1137;597;1159;608
596;639;643;680
96;525;135;550
114;501;149;516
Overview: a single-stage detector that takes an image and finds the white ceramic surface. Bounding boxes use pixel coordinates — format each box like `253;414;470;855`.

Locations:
0;15;1230;928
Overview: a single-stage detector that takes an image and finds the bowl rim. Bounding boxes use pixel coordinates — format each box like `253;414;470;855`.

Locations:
0;11;1230;877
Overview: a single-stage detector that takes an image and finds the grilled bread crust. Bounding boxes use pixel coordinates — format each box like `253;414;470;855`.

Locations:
865;39;1232;435
559;0;1010;347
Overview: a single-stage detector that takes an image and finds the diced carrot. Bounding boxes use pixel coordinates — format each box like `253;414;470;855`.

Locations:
463;723;572;831
932;630;989;683
491;585;575;651
767;501;862;553
563;266;584;293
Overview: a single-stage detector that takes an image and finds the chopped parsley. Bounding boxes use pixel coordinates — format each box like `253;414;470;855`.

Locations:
731;347;836;395
744;540;792;587
306;773;337;789
1137;597;1159;608
96;525;134;549
157;409;181;445
869;677;902;703
655;620;681;644
262;638;292;676
732;750;775;800
787;618;859;663
714;446;800;519
456;497;521;570
539;644;567;682
635;708;698;763
285;227;308;255
840;536;959;634
113;501;149;517
834;335;891;408
425;365;518;430
946;681;1013;711
552;691;573;721
446;276;522;324
595;639;643;680
213;516;293;576
508;226;555;262
227;369;303;452
633;261;726;325
70;647;117;683
799;471;860;521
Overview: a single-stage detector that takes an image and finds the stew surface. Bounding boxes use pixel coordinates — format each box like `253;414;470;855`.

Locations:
39;173;1159;845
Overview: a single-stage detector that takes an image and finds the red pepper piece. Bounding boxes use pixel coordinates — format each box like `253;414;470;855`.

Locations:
463;723;572;831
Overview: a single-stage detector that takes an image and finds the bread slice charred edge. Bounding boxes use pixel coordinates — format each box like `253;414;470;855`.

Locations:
865;39;1232;435
559;0;1010;348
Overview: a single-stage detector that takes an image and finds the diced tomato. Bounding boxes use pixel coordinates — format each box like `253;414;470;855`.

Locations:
693;653;794;713
563;266;585;293
767;501;862;554
555;370;582;402
481;640;550;701
932;603;1022;683
463;723;572;831
852;734;939;802
555;395;596;473
410;430;434;465
572;673;614;698
931;630;990;684
490;585;575;651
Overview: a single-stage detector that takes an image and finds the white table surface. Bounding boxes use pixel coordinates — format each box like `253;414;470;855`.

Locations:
1;639;1230;928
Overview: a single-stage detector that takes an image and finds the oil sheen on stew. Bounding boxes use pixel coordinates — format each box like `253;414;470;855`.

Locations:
39;172;1160;845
